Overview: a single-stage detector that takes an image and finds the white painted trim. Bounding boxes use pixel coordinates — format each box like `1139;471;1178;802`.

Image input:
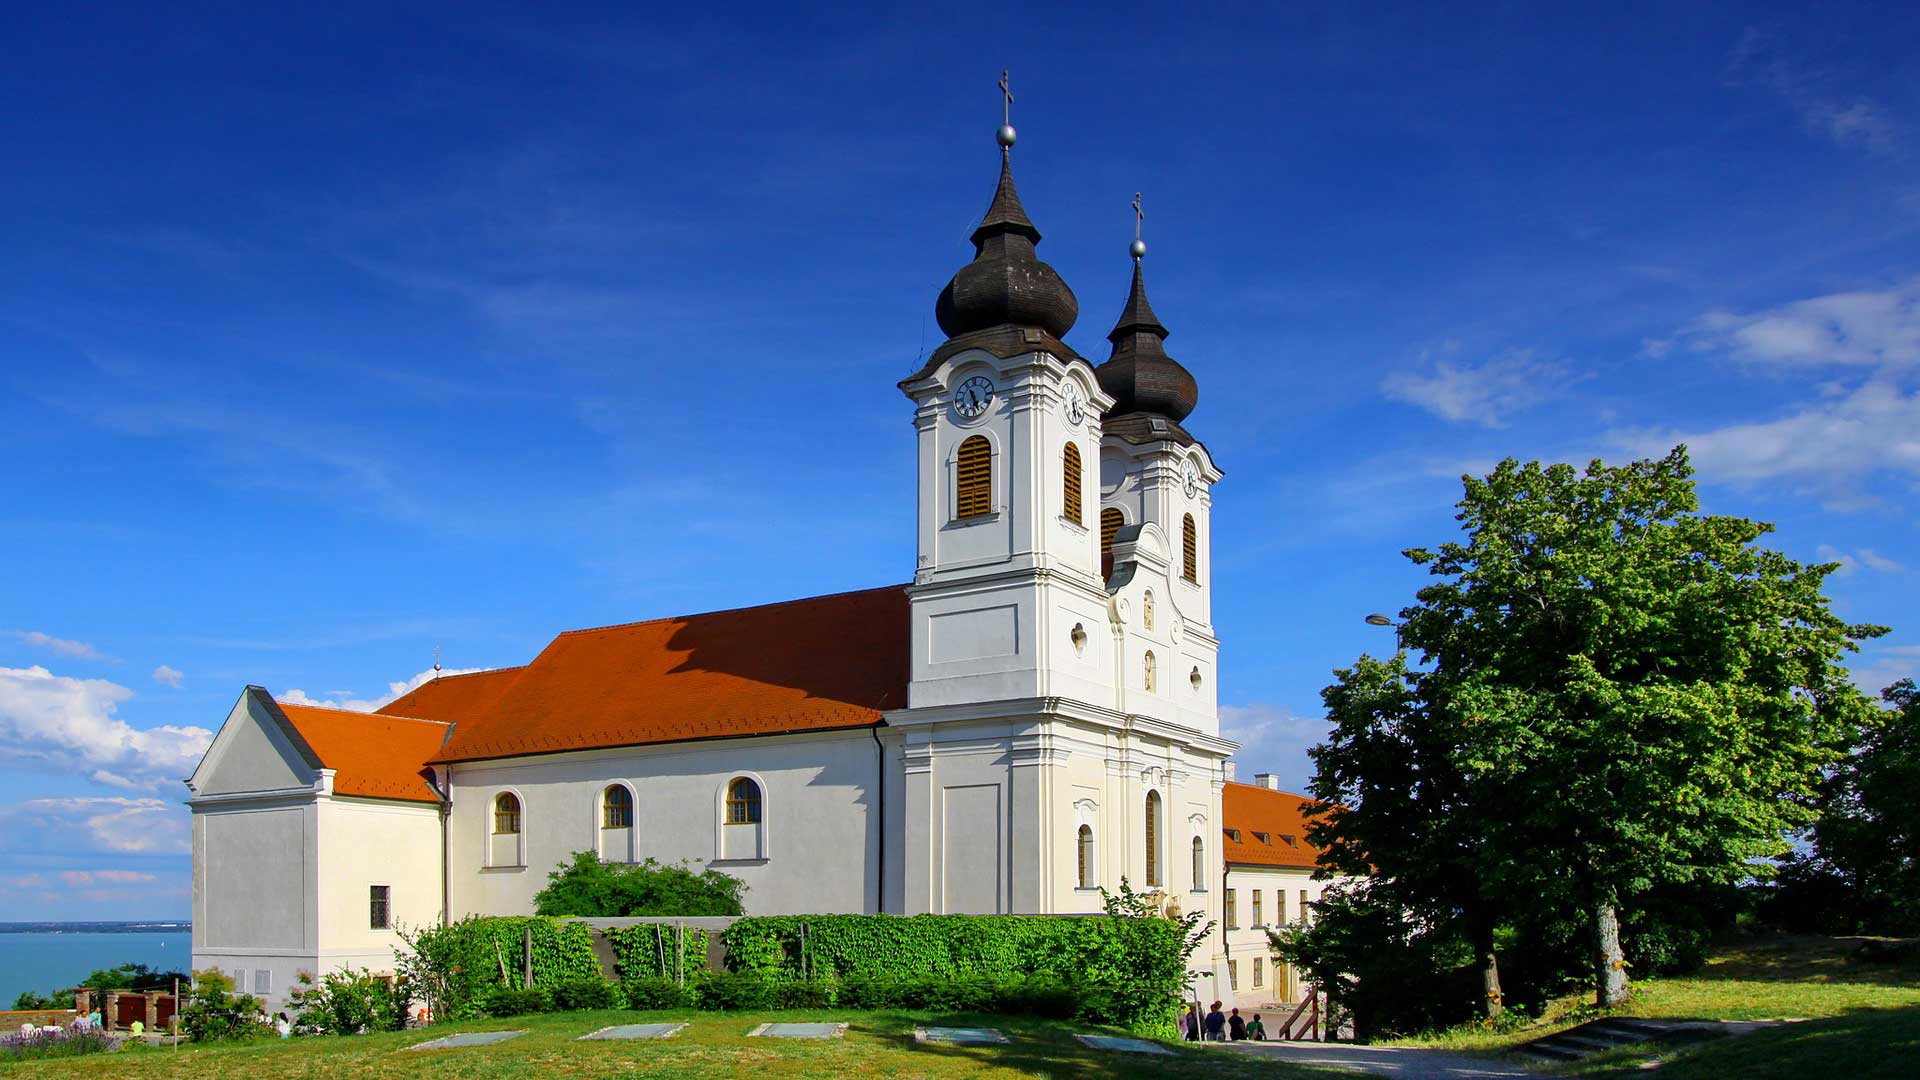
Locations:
486;786;527;869
713;771;769;861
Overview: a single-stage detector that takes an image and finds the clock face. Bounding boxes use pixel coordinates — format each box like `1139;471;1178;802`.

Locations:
1062;383;1087;426
954;376;995;419
1183;460;1200;498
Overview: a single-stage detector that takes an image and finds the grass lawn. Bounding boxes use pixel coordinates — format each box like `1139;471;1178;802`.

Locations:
1399;935;1920;1076
0;1009;1350;1079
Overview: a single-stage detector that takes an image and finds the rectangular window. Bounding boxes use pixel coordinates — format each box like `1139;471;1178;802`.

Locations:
1224;888;1237;929
1276;891;1288;924
1252;890;1263;926
1300;888;1311;923
370;885;391;930
1253;957;1264;987
253;969;270;995
1228;959;1239;990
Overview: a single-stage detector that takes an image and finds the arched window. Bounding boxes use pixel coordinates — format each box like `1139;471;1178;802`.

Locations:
956;435;992;518
1145;791;1162;888
493;793;521;834
1191;836;1205;891
1143;589;1155;631
1077;825;1094;889
602;785;632;829
726;777;762;824
1182;513;1198;582
1100;507;1123;578
1062;442;1083;524
1144;650;1157;693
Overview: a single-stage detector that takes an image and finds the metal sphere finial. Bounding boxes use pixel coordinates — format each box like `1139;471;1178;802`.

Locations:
997;123;1017;147
1130;239;1147;259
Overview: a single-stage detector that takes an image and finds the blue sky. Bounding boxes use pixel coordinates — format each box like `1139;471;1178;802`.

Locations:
2;2;1917;920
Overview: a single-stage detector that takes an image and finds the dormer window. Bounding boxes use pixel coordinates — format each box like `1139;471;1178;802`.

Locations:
1252;831;1270;845
1224;828;1242;843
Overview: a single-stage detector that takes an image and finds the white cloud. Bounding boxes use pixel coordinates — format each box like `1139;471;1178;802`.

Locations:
1220;703;1329;795
1858;549;1904;573
1726;28;1899;155
0;666;213;791
1613;380;1920;489
0;797;190;855
1381;349;1572;427
1817;544;1903;576
152;665;184;688
5;630;108;661
281;665;486;713
57;870;157;886
1678;278;1920;368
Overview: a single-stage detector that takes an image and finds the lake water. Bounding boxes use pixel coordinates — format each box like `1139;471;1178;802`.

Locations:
0;932;194;1007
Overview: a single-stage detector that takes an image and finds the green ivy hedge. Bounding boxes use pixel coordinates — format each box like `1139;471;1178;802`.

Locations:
607;924;709;985
721;915;1188;1034
399;916;602;1021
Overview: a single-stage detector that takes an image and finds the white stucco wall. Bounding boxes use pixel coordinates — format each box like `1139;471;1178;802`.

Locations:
313;797;441;974
442;728;883;918
1206;864;1328;1010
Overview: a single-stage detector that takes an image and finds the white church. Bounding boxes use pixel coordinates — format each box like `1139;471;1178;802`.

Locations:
185;113;1331;1011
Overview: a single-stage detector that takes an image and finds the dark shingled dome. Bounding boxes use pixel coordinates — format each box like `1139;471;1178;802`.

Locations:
934;151;1078;340
1095;259;1198;423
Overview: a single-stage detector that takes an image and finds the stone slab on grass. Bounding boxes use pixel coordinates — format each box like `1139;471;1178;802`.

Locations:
747;1022;848;1039
578;1023;686;1041
915;1026;1008;1045
1075;1034;1172;1055
408;1030;527;1051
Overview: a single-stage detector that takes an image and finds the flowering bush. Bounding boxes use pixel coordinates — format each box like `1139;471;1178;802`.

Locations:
289;968;412;1034
178;969;267;1043
0;1020;112;1060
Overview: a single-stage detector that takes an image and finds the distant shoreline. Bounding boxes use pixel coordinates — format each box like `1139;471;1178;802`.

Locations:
0;922;191;934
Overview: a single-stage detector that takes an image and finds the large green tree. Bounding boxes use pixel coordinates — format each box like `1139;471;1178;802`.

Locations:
1775;678;1920;933
1329;448;1883;1007
533;851;746;917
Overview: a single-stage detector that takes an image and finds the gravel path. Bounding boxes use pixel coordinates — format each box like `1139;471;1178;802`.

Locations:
1219;1041;1539;1079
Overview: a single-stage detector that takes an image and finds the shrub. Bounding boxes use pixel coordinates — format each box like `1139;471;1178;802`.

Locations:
0;1021;112;1060
178;970;267;1043
774;979;836;1009
289;968;411;1034
399;915;603;1022
693;972;775;1011
482;987;550;1017
535;852;747;917
549;977;621;1011
621;977;691;1010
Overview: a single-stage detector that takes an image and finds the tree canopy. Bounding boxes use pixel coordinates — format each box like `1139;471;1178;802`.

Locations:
532;852;746;917
1303;448;1884;1010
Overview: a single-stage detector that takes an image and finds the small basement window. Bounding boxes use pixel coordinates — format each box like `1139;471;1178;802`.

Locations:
370;885;391;930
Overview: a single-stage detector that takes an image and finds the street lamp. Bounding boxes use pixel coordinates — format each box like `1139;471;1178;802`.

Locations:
1363;613;1404;649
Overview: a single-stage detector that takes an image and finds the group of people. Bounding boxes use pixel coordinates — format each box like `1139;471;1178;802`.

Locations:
1183;1001;1266;1042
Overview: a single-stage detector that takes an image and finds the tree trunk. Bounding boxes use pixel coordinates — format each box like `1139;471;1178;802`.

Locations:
1591;901;1629;1007
1470;915;1504;1018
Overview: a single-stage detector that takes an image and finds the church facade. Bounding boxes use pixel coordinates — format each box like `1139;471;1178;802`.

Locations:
185;118;1330;1011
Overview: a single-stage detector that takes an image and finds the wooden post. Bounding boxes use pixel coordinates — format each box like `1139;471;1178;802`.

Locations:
104;992;119;1032
523;927;534;988
675;924;684;987
172;979;179;1050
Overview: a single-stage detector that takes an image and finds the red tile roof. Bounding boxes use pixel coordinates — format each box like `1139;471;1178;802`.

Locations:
272;700;449;803
381;585;911;764
1220;782;1326;870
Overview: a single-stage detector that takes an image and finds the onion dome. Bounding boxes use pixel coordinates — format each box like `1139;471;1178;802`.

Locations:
933;148;1079;340
1095;256;1198;424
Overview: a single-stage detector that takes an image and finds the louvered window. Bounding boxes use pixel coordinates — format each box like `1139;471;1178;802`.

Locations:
1062;442;1083;524
1077;825;1093;888
1145;791;1162;887
1100;508;1123;578
493;793;521;835
602;785;632;828
956;436;992;518
1182;514;1198;582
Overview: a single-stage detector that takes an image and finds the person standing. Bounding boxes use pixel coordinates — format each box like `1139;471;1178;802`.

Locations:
1228;1007;1247;1041
274;1013;292;1038
1246;1012;1267;1041
1204;1001;1227;1041
1183;1004;1201;1041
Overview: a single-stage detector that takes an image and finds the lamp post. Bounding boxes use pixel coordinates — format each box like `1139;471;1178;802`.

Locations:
1363;613;1404;650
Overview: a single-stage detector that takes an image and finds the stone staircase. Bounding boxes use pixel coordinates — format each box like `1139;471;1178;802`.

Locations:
1518;1017;1711;1061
